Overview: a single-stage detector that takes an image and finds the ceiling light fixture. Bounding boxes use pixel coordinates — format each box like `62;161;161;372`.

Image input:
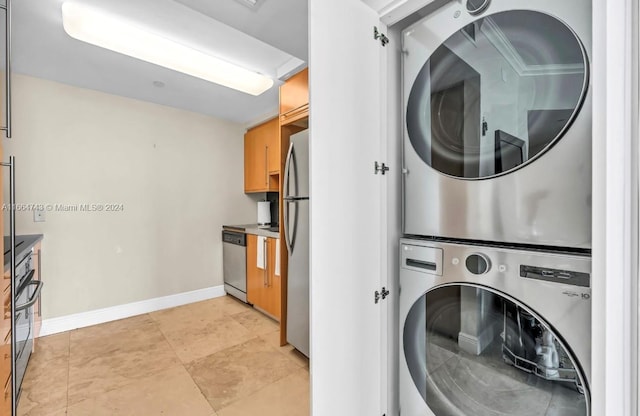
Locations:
233;0;265;10
61;2;274;96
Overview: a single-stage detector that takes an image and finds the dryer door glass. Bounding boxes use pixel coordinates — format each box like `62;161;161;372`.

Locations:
406;11;588;179
403;285;589;415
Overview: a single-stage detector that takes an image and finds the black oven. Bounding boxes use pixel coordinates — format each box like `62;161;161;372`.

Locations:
13;250;42;394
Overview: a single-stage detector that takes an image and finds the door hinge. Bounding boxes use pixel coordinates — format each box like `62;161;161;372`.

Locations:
374;26;389;47
374;287;390;304
374;161;390;175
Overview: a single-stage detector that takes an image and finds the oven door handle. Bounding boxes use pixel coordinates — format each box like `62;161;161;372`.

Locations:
16;269;35;297
15;280;43;312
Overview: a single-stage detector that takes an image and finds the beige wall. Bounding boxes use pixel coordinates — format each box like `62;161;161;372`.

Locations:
4;74;256;319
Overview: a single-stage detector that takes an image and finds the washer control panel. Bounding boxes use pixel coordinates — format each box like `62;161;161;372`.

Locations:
520;265;590;288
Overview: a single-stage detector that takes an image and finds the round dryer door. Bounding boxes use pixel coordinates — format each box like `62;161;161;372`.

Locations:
403;284;589;415
406;10;589;179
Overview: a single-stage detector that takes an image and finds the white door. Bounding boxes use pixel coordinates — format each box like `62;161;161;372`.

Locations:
309;0;386;414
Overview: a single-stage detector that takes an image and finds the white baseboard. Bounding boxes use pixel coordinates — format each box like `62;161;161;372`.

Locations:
39;285;226;337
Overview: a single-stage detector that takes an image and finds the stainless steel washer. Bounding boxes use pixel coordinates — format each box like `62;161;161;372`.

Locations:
402;0;592;249
399;238;591;416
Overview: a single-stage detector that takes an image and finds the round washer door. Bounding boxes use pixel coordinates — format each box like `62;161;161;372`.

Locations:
405;10;589;179
403;284;589;415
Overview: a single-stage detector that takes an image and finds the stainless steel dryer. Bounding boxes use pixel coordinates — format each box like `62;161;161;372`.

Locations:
402;0;592;249
399;238;591;416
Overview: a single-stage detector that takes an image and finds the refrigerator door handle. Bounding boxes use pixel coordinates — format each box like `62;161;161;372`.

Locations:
284;200;292;253
283;142;294;199
282;143;293;253
291;200;298;255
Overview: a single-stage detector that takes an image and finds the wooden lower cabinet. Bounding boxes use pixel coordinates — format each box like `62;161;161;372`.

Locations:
0;276;9;416
0;374;9;416
246;234;281;320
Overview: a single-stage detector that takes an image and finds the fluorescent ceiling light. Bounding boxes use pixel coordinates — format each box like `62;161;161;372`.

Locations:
234;0;264;9
61;2;274;96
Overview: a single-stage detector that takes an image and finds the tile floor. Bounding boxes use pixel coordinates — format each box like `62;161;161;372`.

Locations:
17;296;310;416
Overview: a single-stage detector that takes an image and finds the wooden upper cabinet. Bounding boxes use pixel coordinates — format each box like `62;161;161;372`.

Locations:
266;126;279;174
279;68;309;126
244;117;279;193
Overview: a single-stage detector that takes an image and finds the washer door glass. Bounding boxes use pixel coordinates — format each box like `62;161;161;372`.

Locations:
403;285;589;415
406;11;588;179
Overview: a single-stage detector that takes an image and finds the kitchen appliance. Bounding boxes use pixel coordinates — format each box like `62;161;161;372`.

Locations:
8;243;42;398
257;201;271;227
222;230;248;303
14;250;34;393
402;0;592;249
399;238;591;416
284;129;309;357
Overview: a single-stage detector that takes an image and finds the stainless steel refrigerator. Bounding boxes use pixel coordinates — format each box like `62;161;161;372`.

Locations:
284;129;309;357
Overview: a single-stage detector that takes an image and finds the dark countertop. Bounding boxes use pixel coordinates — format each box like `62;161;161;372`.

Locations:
4;234;44;271
223;224;280;239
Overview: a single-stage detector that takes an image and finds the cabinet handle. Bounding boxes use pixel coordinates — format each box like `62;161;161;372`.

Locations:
264;146;268;186
280;104;308;124
0;0;11;138
263;238;268;288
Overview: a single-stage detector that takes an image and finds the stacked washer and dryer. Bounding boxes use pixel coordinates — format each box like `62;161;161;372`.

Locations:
399;0;592;415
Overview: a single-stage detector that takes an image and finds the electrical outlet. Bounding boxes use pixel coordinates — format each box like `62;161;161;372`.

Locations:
34;209;45;222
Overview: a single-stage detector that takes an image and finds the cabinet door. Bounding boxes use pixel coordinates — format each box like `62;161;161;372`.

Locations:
309;0;386;414
265;119;280;175
0;374;9;416
244;118;280;192
0;266;9;415
246;234;264;307
262;237;281;320
0;282;9;396
280;68;309;118
246;235;281;320
244;128;267;193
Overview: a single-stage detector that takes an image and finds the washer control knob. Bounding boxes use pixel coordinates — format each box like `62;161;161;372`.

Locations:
452;257;460;265
498;265;507;273
466;253;491;275
466;0;490;15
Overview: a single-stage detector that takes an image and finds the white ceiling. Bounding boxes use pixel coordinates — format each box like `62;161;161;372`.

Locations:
11;0;309;124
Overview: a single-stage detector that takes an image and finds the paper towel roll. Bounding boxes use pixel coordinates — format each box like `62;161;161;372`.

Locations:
257;201;271;226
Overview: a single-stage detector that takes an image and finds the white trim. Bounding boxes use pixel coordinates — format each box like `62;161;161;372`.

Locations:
38;285;226;337
592;0;635;414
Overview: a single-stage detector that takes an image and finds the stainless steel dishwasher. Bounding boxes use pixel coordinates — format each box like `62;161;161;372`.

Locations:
222;230;248;303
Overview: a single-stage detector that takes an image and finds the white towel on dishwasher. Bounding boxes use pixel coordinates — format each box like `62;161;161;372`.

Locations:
275;239;280;276
256;236;267;269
